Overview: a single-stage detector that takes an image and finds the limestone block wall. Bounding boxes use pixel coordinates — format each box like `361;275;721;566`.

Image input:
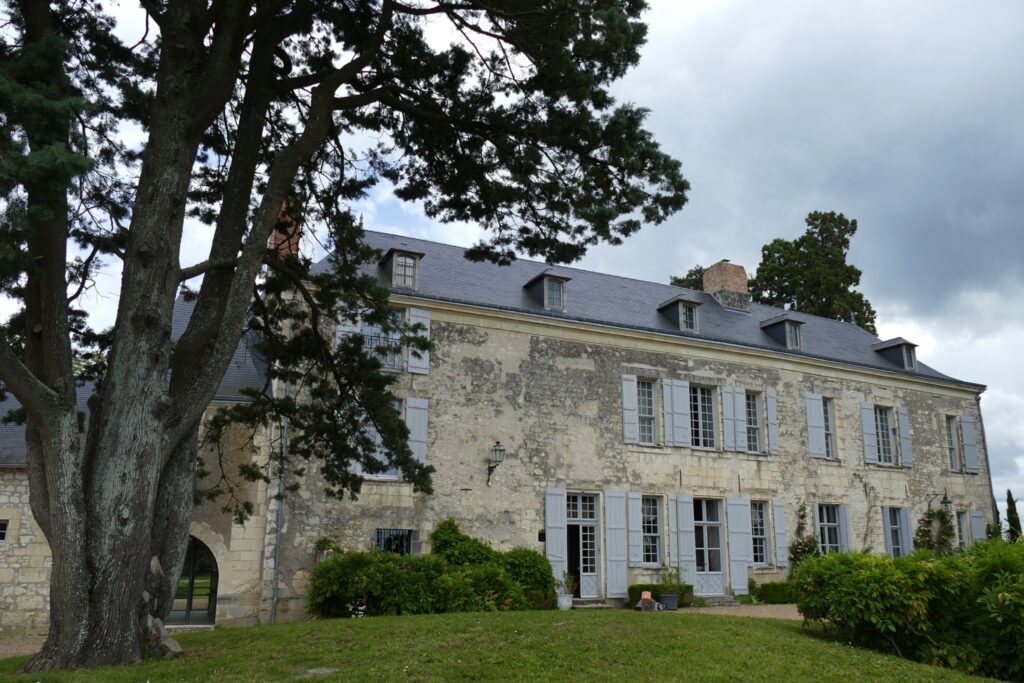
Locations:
0;469;51;634
273;299;996;605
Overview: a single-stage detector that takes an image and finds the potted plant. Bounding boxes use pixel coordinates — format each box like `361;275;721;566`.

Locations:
658;567;680;610
555;571;576;610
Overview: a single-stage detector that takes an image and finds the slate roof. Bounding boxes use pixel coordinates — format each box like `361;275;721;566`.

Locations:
314;230;982;390
0;299;267;468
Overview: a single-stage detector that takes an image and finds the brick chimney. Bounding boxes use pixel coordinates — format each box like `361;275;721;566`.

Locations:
703;259;752;311
267;196;301;258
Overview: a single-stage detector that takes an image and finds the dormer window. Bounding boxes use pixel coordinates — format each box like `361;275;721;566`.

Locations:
544;278;564;310
658;295;702;333
760;312;804;350
393;254;417;288
523;270;570;312
785;321;802;350
871;338;918;371
379;247;425;290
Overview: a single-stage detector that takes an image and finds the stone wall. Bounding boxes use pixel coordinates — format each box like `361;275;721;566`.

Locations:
275;298;995;605
0;469;50;634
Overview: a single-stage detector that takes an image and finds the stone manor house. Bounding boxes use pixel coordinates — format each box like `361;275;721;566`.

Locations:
0;230;999;631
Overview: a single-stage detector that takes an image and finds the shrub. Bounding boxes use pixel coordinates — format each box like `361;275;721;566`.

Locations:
430;518;498;566
792;540;1024;681
467;563;526;611
500;547;556;609
756;581;794;604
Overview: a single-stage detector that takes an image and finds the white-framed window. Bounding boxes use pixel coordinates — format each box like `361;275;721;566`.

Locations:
874;406;895;464
957;511;969;550
785;321;802;350
750;501;769;565
817;504;841;554
392;254;417;288
544;278;564;310
745;391;762;452
822;398;836;459
681;303;697;332
637;379;656;446
0;519;8;543
641;496;662;564
693;499;722;573
362;310;404;371
690;385;716;448
903;345;916;370
887;507;906;558
567;493;597;521
946;416;961;471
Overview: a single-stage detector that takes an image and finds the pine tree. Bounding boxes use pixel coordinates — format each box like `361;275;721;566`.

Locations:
1007;490;1022;542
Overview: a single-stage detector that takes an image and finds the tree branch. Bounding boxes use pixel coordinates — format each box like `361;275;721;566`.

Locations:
138;0;166;27
178;257;239;282
0;333;60;424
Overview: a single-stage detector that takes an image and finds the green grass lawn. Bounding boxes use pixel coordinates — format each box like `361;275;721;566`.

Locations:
0;610;987;682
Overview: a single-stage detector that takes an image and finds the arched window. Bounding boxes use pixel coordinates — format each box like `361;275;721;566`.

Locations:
168;536;218;625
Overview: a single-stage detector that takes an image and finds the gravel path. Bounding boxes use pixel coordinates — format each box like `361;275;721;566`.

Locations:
684;603;802;620
0;636;45;660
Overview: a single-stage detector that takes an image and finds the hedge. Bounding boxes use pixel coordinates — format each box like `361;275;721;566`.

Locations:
627;583;694;606
793;540;1024;681
755;581;794;604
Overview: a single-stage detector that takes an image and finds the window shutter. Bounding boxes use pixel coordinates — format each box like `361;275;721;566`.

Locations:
544;488;567;582
900;507;914;553
812;503;821;538
838;504;852;552
860;401;878;464
881;507;894;557
733;388;747;451
407;308;431;374
969;511;986;545
675;495;697;585
668;495;679;569
772;499;789;567
663;379;691;446
405;398;429;463
766;391;779;455
721;387;737;451
604;491;628;598
627;493;643;565
622;375;639;444
961;416;979;473
806;392;827;458
727;497;752;595
896;406;913;468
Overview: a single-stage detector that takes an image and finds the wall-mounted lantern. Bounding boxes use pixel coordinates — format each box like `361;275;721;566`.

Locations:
486;441;506;486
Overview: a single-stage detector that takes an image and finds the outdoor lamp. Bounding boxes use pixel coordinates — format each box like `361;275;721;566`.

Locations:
486;441;506;486
940;489;952;511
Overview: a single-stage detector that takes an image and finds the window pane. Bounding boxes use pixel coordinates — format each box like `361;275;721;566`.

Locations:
638;380;655;445
707;547;722;572
745;392;760;452
705;500;720;523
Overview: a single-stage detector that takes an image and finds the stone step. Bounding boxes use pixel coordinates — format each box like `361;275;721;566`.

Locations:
572;599;616;609
699;595;741;607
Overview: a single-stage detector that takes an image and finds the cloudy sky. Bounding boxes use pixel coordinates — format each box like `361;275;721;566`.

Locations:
4;1;1022;520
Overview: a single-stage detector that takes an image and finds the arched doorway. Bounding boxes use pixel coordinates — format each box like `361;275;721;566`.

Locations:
168;536;218;625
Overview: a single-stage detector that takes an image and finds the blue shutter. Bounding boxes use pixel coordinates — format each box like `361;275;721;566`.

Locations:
545;488;567;582
405;398;429;463
721;387;737;451
407;308;431;374
900;508;914;553
734;388;747;451
838;504;852;552
896;406;913;468
766;391;779;455
727;497;752;595
806;393;827;458
772;499;789;567
961;416;979;473
627;493;643;565
675;495;697;585
604;491;628;598
881;507;894;557
969;511;986;544
668;494;679;568
663;379;691;446
622;375;639;444
861;401;878;464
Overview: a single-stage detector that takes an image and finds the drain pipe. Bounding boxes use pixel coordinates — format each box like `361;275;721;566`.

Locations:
270;291;296;624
